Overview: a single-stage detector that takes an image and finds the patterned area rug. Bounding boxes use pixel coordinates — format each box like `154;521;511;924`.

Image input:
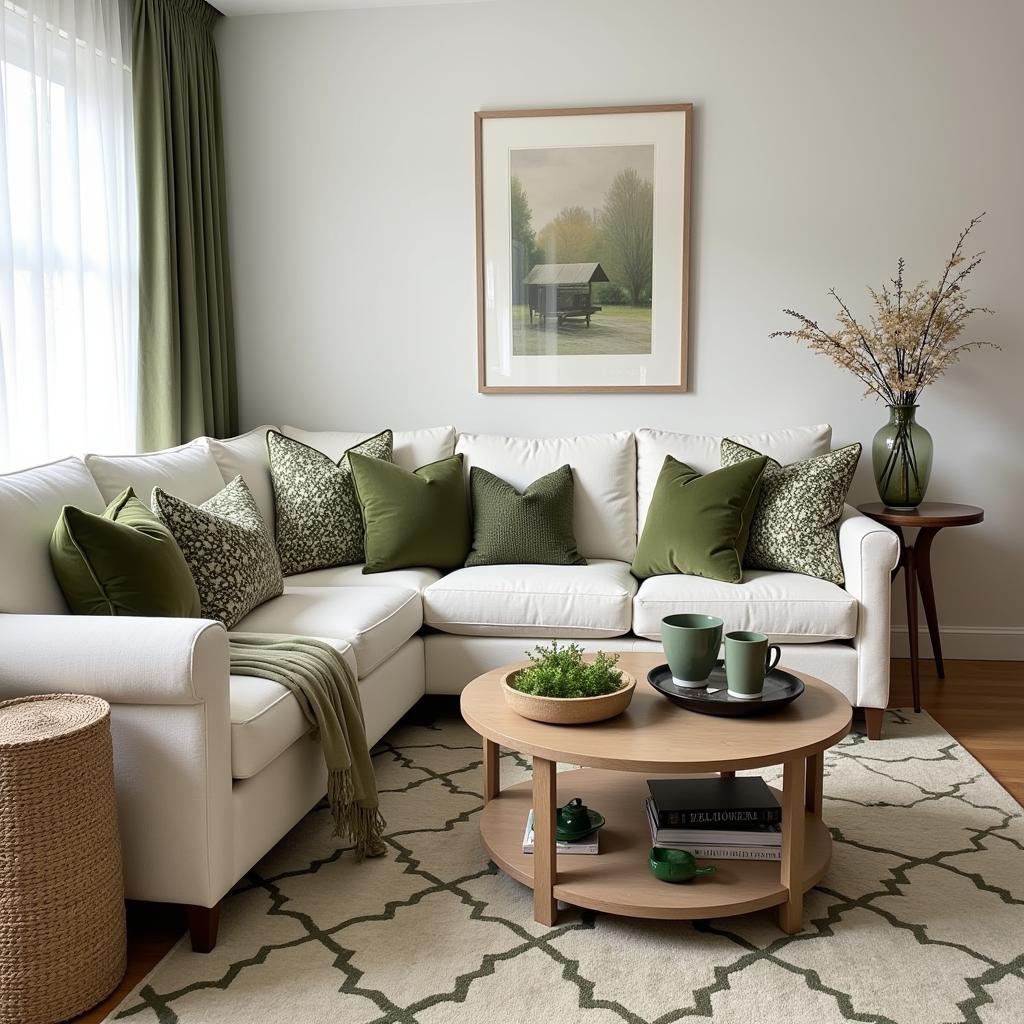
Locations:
107;706;1024;1024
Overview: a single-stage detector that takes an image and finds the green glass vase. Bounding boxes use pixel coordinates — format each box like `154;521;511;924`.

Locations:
872;404;933;509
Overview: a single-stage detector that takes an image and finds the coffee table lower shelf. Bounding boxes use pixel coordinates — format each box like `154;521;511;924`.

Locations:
479;769;831;922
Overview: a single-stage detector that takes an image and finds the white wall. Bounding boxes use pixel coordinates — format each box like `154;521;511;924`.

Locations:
216;0;1024;657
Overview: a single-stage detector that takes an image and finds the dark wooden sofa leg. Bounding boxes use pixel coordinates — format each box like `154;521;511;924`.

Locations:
186;902;221;953
864;708;884;741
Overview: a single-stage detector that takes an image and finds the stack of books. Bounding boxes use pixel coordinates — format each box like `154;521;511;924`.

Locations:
645;777;782;861
521;810;599;855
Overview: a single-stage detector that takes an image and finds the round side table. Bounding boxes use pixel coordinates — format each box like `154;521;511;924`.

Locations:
858;502;984;713
0;694;126;1024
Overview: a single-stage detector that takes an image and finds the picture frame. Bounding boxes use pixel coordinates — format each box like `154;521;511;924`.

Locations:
475;103;692;394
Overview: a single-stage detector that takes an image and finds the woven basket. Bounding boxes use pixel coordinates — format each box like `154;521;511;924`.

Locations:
0;694;126;1024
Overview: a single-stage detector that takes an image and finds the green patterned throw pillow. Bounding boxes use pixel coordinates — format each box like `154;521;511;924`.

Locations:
466;464;586;567
720;439;861;585
267;428;393;574
153;476;283;628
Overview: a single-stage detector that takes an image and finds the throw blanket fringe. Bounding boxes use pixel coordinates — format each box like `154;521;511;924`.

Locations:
229;634;386;859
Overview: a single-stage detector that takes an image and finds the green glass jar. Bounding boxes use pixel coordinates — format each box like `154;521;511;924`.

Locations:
872;404;933;509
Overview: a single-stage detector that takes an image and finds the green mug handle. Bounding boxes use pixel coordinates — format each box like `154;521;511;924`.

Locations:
766;645;782;674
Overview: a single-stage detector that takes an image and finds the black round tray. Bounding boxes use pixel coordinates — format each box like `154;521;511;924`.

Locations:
647;662;804;717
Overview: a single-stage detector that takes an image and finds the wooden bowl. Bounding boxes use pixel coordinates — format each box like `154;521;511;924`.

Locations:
500;667;636;725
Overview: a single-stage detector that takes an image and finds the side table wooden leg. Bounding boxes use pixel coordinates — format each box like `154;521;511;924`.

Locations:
719;770;736;779
482;738;500;803
904;543;922;713
916;527;945;680
805;751;823;816
779;758;807;934
532;756;557;926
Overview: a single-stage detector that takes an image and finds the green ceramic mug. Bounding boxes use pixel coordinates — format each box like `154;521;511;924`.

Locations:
661;613;724;688
724;630;782;700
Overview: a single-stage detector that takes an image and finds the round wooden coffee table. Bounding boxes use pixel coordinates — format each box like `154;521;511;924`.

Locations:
460;653;851;934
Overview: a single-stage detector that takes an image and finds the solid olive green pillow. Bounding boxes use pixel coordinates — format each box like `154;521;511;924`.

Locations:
349;452;471;572
50;487;201;616
466;464;586;567
631;455;769;583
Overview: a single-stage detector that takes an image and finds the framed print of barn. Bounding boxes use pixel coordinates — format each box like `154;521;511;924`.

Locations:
475;103;692;393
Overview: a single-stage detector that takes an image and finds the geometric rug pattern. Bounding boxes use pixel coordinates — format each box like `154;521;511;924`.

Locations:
107;706;1024;1024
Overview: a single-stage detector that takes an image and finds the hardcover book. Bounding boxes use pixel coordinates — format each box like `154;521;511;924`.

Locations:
647;777;781;828
644;799;781;847
645;805;781;861
521;810;599;855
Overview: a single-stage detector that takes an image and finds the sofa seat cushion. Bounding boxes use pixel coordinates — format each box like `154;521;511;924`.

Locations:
423;560;637;638
285;564;441;592
232;585;422;675
632;570;857;643
229;639;357;779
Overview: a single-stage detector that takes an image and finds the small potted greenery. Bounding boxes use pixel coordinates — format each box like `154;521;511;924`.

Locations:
501;641;636;724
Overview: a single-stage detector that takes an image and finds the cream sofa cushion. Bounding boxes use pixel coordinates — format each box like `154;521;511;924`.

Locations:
281;424;456;472
632;570;857;643
229;638;357;780
0;457;105;613
636;424;832;533
204;425;277;531
284;564;441;592
86;439;225;507
233;585;422;675
423;560;637;638
455;432;637;562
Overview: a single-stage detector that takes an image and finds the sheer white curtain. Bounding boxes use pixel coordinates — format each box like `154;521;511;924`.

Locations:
0;0;137;471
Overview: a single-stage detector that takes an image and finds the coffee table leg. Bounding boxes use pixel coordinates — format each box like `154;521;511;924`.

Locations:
532;756;557;926
483;738;500;803
779;758;807;934
805;751;824;817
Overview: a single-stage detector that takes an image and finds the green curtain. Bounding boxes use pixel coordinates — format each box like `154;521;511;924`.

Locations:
133;0;237;451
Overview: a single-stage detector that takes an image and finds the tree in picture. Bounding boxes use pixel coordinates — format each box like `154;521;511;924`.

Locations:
509;145;655;357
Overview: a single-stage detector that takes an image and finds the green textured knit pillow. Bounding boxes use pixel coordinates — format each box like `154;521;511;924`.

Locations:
268;428;393;575
720;439;862;585
466;464;585;567
50;487;201;617
349;452;471;572
153;476;283;627
631;455;768;583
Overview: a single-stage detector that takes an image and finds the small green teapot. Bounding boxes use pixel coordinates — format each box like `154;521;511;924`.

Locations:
648;846;717;883
555;798;605;841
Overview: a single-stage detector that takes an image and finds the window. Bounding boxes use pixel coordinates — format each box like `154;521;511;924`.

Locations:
0;0;137;470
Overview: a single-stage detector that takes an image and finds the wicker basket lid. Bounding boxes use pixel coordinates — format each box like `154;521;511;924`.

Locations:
0;693;110;749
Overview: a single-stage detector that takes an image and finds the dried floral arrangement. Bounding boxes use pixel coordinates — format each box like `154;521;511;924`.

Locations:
771;214;997;406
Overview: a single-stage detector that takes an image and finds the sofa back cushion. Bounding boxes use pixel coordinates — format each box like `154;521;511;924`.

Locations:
86;439;225;507
636;424;832;534
282;425;456;473
204;425;278;530
0;457;105;613
455;432;637;562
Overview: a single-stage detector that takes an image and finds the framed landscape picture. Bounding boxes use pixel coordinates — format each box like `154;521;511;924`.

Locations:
475;103;692;393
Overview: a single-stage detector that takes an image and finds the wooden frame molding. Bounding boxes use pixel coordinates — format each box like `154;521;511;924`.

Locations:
475;103;693;394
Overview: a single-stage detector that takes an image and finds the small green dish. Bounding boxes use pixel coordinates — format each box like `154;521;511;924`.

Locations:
556;798;606;842
648;846;717;883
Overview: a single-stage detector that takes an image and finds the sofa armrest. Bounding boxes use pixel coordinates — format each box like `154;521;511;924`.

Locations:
0;615;228;706
0;615;234;907
839;506;900;709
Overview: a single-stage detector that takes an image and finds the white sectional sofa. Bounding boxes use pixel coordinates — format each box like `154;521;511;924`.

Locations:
0;421;899;950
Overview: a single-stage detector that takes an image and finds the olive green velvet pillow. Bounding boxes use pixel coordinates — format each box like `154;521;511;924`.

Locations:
631;455;769;583
349;452;471;572
50;487;201;616
466;464;586;567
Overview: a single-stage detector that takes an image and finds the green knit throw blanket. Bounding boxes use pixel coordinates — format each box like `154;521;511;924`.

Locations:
228;634;385;859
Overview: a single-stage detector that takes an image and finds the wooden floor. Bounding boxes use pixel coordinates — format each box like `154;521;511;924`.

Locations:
77;658;1023;1023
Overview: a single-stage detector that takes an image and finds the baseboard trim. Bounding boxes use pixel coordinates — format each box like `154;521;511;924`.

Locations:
890;626;1024;661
